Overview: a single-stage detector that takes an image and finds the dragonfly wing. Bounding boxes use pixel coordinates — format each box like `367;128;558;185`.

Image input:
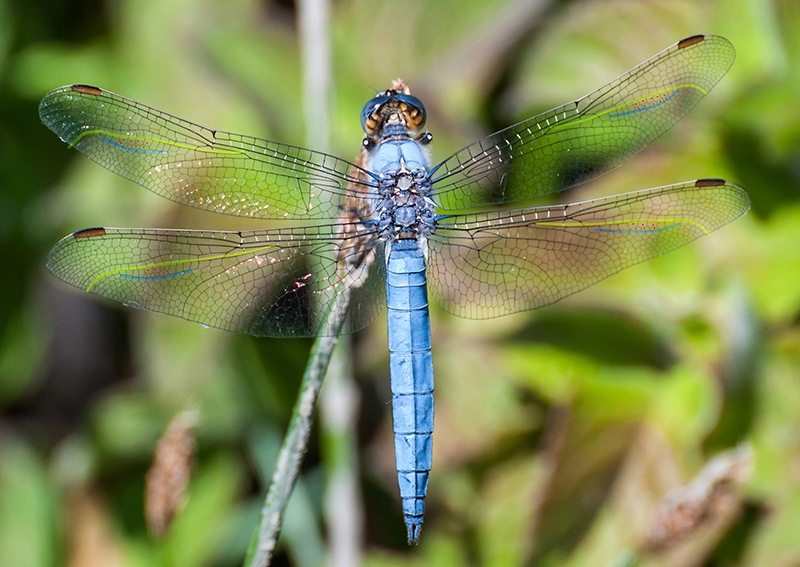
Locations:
427;179;749;318
430;35;735;211
39;85;376;220
46;224;386;337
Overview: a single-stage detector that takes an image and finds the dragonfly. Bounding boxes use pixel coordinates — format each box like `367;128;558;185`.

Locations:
41;34;748;543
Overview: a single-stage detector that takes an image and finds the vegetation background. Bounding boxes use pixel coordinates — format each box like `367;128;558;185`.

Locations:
1;0;798;565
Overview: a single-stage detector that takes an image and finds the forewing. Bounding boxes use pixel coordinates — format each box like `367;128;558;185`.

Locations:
431;35;735;211
427;179;749;318
39;85;376;220
46;224;386;337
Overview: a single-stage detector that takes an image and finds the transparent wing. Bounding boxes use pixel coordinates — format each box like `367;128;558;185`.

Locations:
39;85;377;220
46;224;386;337
427;179;749;319
430;35;735;211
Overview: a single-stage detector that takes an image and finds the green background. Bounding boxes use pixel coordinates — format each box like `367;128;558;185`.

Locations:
1;0;798;565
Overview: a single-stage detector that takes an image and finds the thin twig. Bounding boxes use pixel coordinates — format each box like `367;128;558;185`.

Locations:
245;290;351;567
298;0;364;561
246;2;371;563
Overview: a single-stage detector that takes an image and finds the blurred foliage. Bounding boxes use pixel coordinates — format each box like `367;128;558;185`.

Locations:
0;0;799;565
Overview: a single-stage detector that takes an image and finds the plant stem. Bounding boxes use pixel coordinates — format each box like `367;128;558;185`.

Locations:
245;289;351;567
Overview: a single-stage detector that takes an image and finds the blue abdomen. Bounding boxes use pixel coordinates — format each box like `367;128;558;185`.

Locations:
385;238;433;543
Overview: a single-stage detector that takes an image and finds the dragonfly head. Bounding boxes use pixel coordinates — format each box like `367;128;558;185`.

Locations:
361;80;427;142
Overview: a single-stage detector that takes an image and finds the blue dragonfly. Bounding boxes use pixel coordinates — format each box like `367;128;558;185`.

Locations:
41;34;748;543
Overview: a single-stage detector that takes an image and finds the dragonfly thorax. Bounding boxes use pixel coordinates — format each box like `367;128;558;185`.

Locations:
369;139;436;241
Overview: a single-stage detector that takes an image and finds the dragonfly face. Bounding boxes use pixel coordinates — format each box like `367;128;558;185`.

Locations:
40;35;749;543
361;85;427;143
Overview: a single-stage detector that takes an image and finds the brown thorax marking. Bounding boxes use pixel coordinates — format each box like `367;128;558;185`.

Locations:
335;147;377;288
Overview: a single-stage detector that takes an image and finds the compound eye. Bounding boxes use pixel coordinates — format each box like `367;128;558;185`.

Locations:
360;94;391;134
393;93;426;130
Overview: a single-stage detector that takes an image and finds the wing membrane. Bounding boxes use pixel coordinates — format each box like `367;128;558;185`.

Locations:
39;85;376;220
46;224;385;337
427;179;749;318
430;35;735;211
